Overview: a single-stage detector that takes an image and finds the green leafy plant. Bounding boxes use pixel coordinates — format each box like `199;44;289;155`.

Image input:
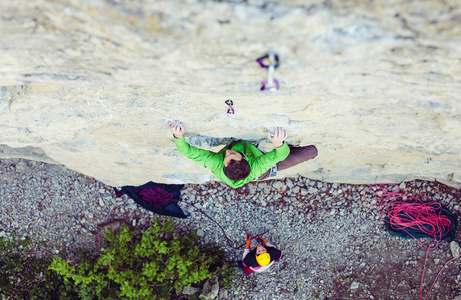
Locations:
50;217;234;299
29;267;80;300
0;234;77;299
0;234;27;297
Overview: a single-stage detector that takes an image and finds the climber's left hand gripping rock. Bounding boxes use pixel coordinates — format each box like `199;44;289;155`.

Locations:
169;120;185;139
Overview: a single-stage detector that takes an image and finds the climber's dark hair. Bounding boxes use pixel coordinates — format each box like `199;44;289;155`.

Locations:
224;159;251;181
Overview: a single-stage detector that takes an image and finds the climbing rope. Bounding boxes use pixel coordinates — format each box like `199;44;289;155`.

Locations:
116;185;268;250
179;188;268;250
180;199;240;250
363;184;454;247
232;188;269;240
362;184;460;300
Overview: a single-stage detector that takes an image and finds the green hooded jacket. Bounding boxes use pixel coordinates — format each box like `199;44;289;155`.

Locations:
174;137;290;188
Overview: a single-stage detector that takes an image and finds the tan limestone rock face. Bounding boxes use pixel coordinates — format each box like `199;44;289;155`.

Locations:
1;0;461;187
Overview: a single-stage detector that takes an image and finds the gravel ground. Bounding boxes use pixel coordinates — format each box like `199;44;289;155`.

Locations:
1;158;461;299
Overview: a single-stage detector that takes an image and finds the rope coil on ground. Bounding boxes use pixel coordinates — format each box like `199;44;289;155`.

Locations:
362;184;460;300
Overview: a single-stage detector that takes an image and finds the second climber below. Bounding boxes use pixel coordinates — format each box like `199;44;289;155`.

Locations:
169;120;318;188
240;235;282;274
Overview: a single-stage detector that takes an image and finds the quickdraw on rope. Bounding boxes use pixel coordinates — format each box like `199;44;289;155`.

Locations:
225;99;234;115
362;184;460;300
256;52;280;91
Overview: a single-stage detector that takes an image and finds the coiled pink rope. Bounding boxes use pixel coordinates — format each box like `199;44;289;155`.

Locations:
362;184;460;300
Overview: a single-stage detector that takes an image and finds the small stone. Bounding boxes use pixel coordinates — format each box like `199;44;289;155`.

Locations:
99;198;104;207
99;189;105;194
15;160;28;172
450;241;460;258
273;181;284;190
0;231;5;238
197;229;204;237
97;220;124;234
399;182;406;189
218;289;228;299
199;276;219;300
126;204;137;210
182;286;201;295
309;188;318;194
350;281;359;290
263;186;270;194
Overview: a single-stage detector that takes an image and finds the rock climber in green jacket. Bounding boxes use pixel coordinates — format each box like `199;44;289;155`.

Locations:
169;120;318;188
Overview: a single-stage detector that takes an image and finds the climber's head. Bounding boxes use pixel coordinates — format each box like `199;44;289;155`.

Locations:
223;150;251;181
